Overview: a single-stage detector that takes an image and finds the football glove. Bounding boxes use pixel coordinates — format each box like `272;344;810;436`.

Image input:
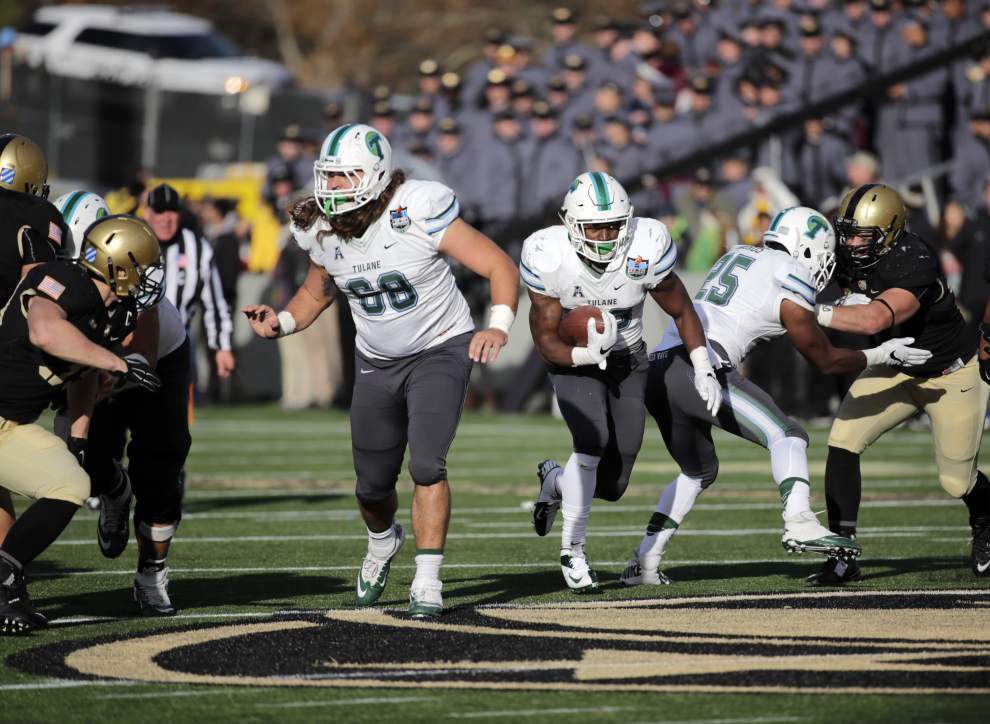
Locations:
690;347;722;415
571;314;618;370
67;436;87;467
112;354;162;393
980;325;990;385
862;337;932;368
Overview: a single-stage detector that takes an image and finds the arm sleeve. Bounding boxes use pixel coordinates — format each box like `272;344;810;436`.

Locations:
774;263;817;312
197;241;234;351
406;181;460;248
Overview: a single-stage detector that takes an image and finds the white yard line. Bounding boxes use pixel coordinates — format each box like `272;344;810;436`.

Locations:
448;707;633;718
0;679;136;692
257;696;435;708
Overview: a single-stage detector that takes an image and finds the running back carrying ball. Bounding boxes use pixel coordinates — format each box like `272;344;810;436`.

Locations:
558;305;604;346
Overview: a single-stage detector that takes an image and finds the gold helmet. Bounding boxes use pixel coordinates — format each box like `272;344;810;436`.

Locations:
833;183;906;271
0;133;50;198
78;215;166;309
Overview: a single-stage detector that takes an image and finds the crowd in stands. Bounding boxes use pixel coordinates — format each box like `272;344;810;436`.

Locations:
151;0;990;414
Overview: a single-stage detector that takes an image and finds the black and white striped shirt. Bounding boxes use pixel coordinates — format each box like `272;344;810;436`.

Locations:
162;227;233;351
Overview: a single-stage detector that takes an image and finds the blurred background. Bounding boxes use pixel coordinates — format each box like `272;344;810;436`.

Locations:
2;0;989;422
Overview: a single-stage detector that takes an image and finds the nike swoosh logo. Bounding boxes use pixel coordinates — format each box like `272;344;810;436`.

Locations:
568;573;584;583
360;369;374;374
977;560;990;574
356;576;368;598
384;242;398;249
613;283;626;290
962;387;974;393
97;527;112;550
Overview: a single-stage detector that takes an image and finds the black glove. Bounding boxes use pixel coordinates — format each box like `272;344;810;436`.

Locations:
67;436;87;467
112;355;162;393
981;325;990;385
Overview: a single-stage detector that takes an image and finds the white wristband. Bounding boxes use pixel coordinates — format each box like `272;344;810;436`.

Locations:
487;304;515;335
689;346;713;374
816;304;834;327
571;346;597;367
276;310;297;337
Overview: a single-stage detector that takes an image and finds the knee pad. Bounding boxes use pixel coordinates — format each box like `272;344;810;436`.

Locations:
408;457;447;485
938;468;976;499
695;458;720;489
827;422;869;455
45;468;90;506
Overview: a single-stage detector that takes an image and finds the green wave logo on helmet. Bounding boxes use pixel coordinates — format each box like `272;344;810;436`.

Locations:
366;131;384;160
806;215;829;239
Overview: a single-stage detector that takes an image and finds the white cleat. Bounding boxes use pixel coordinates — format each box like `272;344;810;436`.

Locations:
408;579;443;619
782;511;861;559
560;550;599;593
133;566;176;617
619;552;672;586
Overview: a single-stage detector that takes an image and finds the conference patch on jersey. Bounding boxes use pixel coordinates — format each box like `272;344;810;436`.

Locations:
15;590;989;694
389;205;410;232
625;255;648;280
37;275;66;300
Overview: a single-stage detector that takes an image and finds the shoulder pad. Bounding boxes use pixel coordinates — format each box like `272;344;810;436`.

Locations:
628;218;676;283
290;221;321;252
401;180;459;235
773;257;818;307
878;235;938;285
522;228;564;275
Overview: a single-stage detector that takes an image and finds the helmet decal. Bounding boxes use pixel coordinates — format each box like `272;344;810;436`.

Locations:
806;215;829;238
321;123;355;158
365;131;384;160
589;171;613;210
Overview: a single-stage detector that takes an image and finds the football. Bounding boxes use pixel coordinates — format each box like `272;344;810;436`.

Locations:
558;305;604;346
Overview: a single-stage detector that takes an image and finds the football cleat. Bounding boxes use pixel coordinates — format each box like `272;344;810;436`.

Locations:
97;463;132;559
782;511;861;559
532;459;562;537
560;551;599;593
0;573;36;636
971;524;990;577
805;557;862;586
619;552;672;587
356;523;405;606
8;578;47;628
408;579;443;619
134;566;176;616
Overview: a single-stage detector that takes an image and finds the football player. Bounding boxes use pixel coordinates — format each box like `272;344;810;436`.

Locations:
244;123;519;618
523;171;722;593
0;215;162;634
0;133;68;539
811;184;990;583
622;206;931;586
55;191;187;616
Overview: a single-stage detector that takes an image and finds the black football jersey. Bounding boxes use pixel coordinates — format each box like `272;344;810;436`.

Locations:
852;233;973;377
0;261;112;423
0;188;66;305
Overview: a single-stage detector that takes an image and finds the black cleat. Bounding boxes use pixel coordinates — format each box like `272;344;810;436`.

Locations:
972;525;990;577
9;578;47;628
532;459;562;537
806;556;862;586
97;464;132;559
1;575;36;636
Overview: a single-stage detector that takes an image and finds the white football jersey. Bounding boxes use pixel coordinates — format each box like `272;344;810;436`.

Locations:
520;217;677;351
294;179;474;360
657;245;817;366
156;298;187;359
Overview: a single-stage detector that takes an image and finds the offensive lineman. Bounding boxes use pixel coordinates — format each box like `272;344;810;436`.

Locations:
244;123;519;618
622;206;931;586
811;184;990;583
0;216;162;634
524;171;722;593
55;191;189;615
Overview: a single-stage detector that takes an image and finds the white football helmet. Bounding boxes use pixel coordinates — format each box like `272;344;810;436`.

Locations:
762;206;836;292
560;171;633;263
53;190;110;260
314;123;392;216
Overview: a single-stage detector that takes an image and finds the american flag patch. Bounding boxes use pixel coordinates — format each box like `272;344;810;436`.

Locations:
48;221;62;245
38;275;66;300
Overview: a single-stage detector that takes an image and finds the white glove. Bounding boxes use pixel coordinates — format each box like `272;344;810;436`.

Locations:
689;347;722;415
571;313;618;370
836;292;871;307
863;337;933;368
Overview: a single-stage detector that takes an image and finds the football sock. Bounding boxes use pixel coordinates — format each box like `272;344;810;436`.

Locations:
367;523;398;559
963;470;990;529
0;550;22;586
0;499;79;568
413;549;443;585
559;452;599;550
636;474;703;566
769;436;812;516
138;557;167;574
824;446;861;537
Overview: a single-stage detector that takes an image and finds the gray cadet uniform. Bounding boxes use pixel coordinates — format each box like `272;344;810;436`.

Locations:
648;245;813;487
521;218;677;501
294;180;474;503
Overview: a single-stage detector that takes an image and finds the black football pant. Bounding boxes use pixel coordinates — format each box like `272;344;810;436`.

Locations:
85;339;191;527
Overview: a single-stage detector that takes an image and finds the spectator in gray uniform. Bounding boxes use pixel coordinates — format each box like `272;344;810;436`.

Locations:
520;102;584;226
511;80;537;121
788;17;835;104
863;0;897;72
873;13;948;184
546;75;571;116
475;110;526;258
560;54;597;131
402;96;437;153
597;116;653;214
417;59;453;121
434;118;481;223
954;40;990;140
797;118;851;208
825;0;871;46
824;27;868;136
713;26;748;110
646;85;697;167
667;0;718;72
542;7;595;71
951;107;990;213
264;125;310;197
462;29;506;108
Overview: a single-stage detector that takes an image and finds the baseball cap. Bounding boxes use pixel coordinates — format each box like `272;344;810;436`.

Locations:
147;183;180;213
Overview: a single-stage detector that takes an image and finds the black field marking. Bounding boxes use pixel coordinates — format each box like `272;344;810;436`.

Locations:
12;592;990;694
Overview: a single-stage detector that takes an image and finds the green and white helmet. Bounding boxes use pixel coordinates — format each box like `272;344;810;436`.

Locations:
53;189;110;260
762;206;836;292
314;123;392;216
560;171;633;263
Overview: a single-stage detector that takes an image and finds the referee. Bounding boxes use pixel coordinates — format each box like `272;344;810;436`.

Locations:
143;183;235;379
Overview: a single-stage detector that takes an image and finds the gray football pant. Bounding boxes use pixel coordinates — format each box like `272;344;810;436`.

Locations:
350;332;473;503
548;345;648;502
646;345;807;487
